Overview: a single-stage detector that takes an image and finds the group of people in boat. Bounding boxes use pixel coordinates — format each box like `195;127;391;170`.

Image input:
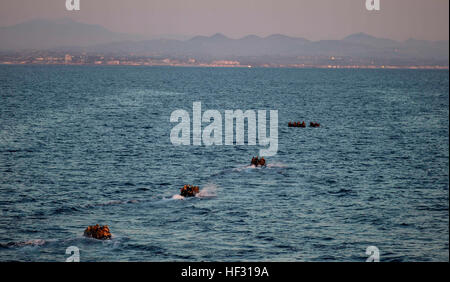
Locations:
288;121;320;128
288;121;306;127
84;224;112;240
251;156;266;167
180;184;200;197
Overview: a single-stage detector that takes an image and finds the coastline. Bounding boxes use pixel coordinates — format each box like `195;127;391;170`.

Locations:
0;62;448;70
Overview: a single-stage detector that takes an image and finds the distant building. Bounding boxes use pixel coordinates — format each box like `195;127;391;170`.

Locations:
106;60;120;65
80;53;88;64
65;54;72;64
211;60;241;66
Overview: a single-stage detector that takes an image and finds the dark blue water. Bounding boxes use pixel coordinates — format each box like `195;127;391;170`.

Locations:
0;66;448;261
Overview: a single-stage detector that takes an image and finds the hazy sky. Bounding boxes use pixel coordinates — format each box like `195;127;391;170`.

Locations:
0;0;448;41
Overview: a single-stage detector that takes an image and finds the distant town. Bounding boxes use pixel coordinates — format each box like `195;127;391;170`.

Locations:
1;19;448;69
0;51;447;69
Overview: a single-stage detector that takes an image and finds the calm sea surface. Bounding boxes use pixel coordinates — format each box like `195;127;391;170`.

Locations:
0;66;448;261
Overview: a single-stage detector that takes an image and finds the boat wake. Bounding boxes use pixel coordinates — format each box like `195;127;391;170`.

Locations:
195;183;218;198
266;162;288;168
171;183;218;200
171;194;185;200
232;162;288;172
84;199;140;208
0;239;47;248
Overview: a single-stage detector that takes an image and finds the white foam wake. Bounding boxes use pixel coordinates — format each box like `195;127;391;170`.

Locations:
195;183;218;198
266;162;288;168
171;194;185;200
232;162;288;172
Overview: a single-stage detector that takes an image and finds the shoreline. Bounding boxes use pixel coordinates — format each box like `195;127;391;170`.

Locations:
0;62;448;70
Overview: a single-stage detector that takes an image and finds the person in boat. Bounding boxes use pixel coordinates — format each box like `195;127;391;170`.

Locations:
251;156;259;166
181;185;191;197
259;157;266;166
180;184;200;197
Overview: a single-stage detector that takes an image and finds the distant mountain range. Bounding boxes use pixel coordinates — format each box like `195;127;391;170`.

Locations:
0;19;143;50
0;19;448;65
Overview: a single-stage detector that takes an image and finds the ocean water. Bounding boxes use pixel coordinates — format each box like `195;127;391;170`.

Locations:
0;65;448;262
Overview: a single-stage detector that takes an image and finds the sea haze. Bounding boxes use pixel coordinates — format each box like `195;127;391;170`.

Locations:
0;19;448;66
